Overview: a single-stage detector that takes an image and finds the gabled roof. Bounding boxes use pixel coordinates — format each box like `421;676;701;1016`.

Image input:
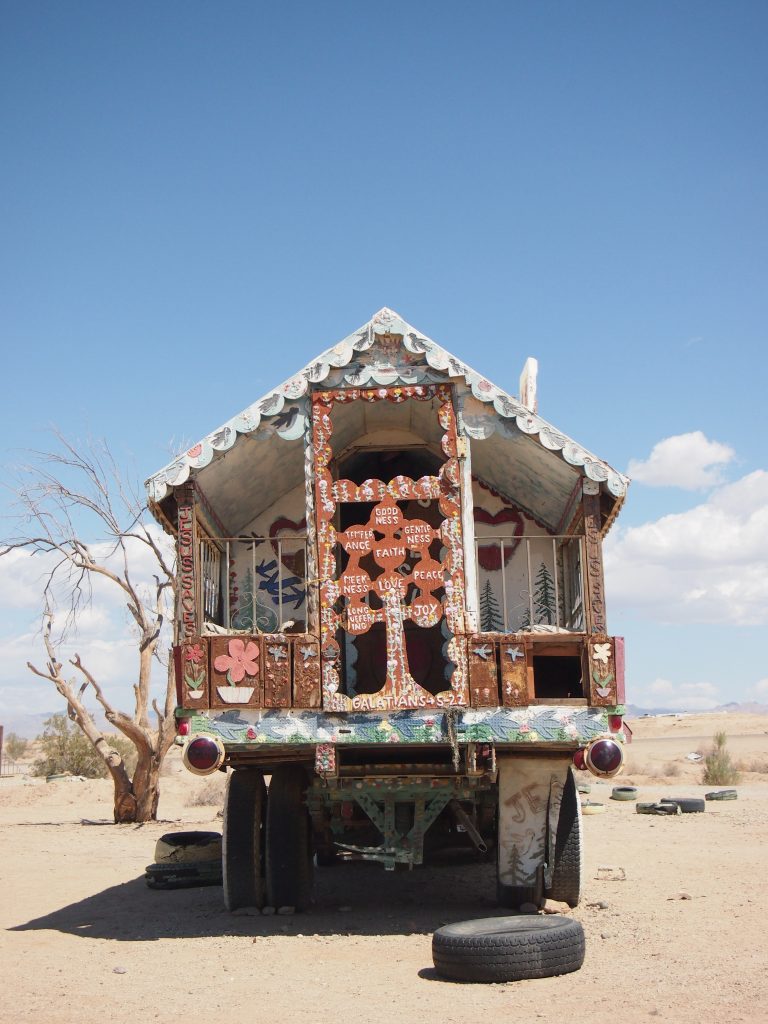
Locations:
146;308;629;525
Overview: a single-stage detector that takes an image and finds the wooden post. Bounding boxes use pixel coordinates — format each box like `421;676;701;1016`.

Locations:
177;483;200;641
582;480;607;635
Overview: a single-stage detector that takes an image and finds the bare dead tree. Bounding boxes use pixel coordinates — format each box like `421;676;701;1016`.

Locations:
2;435;177;823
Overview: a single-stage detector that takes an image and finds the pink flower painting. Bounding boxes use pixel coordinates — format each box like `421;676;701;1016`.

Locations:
214;638;259;684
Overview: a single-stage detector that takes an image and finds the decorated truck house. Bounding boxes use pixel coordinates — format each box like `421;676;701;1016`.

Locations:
147;308;630;912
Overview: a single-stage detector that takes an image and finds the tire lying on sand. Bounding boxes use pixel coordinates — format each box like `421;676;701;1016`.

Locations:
611;786;638;801
581;801;605;815
706;789;738;801
636;801;681;816
154;831;222;864
432;916;585;983
145;831;223;889
145;860;223;889
667;798;706;814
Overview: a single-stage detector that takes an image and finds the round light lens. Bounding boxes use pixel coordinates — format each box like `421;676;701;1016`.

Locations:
572;748;587;770
183;735;225;775
585;737;624;778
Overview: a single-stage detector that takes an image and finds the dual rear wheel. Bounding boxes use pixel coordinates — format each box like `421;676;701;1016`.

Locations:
223;765;314;912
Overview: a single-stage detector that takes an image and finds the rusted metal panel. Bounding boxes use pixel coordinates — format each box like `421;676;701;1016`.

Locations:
179;638;210;709
263;636;291;708
582;482;607;634
468;636;499;706
586;636;617;706
210;635;262;708
292;636;321;708
499;637;530;707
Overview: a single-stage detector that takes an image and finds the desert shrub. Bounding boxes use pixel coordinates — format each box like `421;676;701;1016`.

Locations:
31;714;137;778
3;733;28;760
735;756;768;774
661;761;681;777
702;731;741;786
185;773;227;807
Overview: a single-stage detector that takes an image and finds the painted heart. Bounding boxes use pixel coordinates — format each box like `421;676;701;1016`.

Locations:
474;506;524;570
269;516;307;575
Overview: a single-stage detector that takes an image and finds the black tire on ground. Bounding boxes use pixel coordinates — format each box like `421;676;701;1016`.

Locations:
223;769;266;911
637;801;680;816
706;789;738;801
266;765;314;911
432;915;585;983
145;860;222;889
668;797;706;813
154;831;222;864
546;769;583;908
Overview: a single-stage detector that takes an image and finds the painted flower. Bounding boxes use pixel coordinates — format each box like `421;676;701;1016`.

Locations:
185;644;204;664
388;732;400;742
214;638;259;684
592;643;612;664
246;727;257;740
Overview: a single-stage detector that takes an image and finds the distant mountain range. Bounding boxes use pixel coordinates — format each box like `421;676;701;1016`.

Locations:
625;701;768;718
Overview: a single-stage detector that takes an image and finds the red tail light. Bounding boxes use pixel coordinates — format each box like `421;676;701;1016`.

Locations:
177;719;190;736
584;737;624;778
182;735;225;776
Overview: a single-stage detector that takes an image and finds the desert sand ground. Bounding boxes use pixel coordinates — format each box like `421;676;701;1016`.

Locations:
1;713;767;1024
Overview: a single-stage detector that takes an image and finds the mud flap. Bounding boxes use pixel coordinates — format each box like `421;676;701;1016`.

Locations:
497;756;569;898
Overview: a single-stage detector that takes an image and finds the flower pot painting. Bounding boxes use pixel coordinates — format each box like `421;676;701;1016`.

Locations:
213;637;260;705
217;686;255;703
182;642;208;704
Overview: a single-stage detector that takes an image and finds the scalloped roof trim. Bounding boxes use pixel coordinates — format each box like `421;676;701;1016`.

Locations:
145;307;629;505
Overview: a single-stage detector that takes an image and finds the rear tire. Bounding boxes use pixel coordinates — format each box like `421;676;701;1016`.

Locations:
266;765;314;911
546;769;583;907
223;769;266;911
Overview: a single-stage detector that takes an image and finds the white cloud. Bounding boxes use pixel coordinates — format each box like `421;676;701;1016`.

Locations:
747;678;768;701
641;677;720;711
627;431;735;490
0;525;175;719
605;470;768;626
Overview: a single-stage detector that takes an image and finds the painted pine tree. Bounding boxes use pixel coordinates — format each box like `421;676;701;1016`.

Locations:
479;578;504;632
533;560;557;625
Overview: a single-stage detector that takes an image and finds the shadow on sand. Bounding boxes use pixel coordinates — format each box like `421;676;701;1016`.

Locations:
10;855;500;942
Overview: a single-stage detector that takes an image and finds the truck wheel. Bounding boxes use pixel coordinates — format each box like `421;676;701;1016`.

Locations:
223;769;266;911
432;915;585;982
546;770;583;908
266;765;314;911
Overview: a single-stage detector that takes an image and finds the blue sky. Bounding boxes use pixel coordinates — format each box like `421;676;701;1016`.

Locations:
1;1;766;721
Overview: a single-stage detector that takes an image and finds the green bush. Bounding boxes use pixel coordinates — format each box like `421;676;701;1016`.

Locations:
702;731;741;786
31;714;137;779
3;733;29;760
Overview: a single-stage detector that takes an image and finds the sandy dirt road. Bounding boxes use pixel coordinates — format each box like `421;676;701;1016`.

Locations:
1;715;767;1024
